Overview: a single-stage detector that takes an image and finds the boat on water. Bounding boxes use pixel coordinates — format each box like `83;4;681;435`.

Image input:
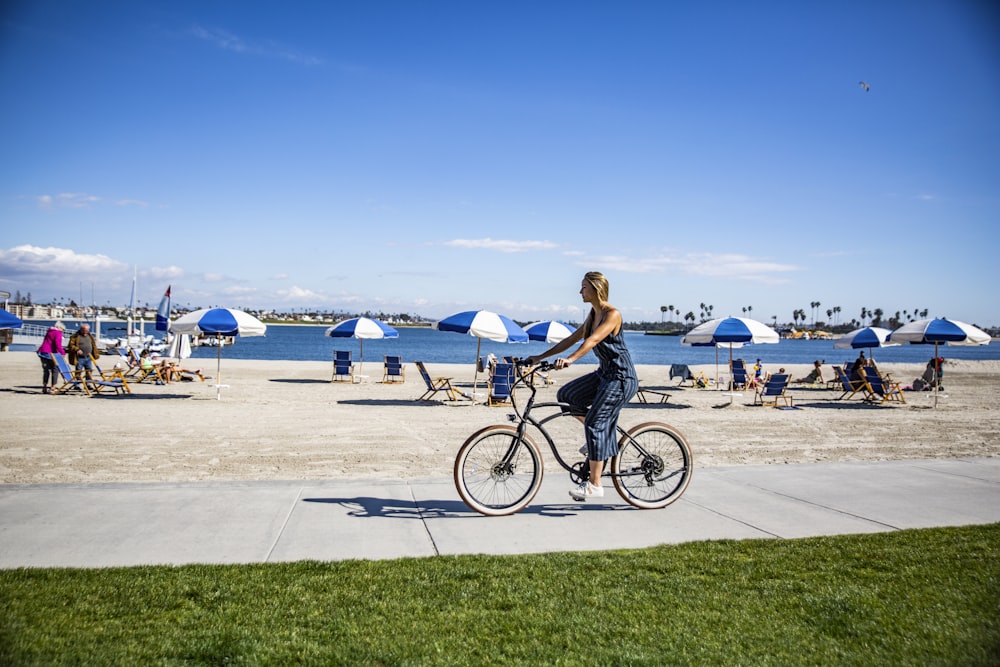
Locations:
99;324;168;353
189;335;235;347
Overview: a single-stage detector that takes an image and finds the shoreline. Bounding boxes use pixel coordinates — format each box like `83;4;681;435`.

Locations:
1;351;997;486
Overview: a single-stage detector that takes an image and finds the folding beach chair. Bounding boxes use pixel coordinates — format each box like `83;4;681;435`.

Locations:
669;364;694;386
332;350;354;382
753;373;793;408
51;354;91;395
382;355;405;383
833;365;870;401
487;362;515;406
415;361;460;401
730;359;750;391
863;366;906;405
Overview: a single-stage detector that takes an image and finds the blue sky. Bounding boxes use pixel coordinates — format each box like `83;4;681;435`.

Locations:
2;1;998;326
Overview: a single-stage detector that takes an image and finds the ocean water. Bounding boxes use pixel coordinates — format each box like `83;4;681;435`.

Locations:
16;321;999;366
164;325;1000;367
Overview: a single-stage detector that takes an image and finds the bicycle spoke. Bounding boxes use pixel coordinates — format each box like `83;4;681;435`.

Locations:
612;424;693;509
454;426;543;516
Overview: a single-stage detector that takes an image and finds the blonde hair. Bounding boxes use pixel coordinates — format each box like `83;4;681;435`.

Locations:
582;271;610;337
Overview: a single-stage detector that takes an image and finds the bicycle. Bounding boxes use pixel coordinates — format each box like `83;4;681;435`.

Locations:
454;360;694;516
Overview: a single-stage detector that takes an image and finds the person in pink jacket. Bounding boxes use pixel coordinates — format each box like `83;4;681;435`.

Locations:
36;321;67;394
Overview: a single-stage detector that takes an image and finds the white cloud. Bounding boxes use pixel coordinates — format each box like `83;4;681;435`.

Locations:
37;192;101;209
0;245;126;277
188;25;324;66
582;251;800;284
146;265;185;281
222;286;258;297
116;199;149;208
445;238;558;253
277;285;326;302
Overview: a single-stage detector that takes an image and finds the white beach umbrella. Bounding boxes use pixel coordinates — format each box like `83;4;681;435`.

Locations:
434;310;529;400
524;321;576;344
889;318;990;406
324;317;399;378
682;317;779;403
170;308;267;399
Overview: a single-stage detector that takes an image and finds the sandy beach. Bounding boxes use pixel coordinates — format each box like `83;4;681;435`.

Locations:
1;351;997;485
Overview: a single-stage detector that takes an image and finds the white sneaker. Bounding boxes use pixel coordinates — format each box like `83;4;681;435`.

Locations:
569;481;604;501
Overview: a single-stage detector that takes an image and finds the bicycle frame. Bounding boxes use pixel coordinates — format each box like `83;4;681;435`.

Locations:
504;361;661;480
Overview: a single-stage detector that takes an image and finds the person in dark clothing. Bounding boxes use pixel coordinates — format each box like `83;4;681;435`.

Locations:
525;271;638;501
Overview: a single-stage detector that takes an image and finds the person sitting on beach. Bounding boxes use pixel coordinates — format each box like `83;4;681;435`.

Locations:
913;357;944;390
793;360;824;384
849;351;867;389
139;349;204;383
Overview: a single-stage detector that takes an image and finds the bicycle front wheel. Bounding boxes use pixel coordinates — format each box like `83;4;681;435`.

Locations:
611;422;693;509
454;425;544;516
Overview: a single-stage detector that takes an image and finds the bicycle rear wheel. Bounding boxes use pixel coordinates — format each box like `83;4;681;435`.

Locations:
611;422;693;509
454;425;544;516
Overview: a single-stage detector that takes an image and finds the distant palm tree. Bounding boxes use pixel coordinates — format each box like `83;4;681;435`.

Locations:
685;311;696;326
747;305;753;318
668;305;675;322
660;306;667;323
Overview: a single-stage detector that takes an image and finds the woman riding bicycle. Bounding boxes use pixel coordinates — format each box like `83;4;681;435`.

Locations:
525;271;638;501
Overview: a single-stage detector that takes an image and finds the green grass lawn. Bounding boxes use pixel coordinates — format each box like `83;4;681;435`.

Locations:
2;524;998;665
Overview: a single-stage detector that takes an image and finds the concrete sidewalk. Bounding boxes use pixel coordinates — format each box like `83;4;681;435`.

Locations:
2;458;998;569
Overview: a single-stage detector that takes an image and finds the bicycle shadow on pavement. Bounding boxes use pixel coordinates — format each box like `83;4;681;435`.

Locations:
303;496;633;518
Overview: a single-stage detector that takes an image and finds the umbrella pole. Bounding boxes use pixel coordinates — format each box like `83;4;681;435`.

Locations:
216;342;222;400
934;341;940;408
715;346;719;390
729;344;734;405
472;338;482;402
358;339;364;381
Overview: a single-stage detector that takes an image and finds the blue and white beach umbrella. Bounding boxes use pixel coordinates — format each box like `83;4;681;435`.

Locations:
0;309;24;329
170;307;267;399
834;326;898;361
434;310;529;344
524;320;576;344
434;310;529;399
682;317;779;401
325;317;399;377
889;318;990;406
682;317;780;346
889;318;990;347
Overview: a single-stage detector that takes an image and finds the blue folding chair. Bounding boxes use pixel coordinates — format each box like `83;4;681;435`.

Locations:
51;354;91;395
753;373;793;407
487;362;515;406
383;355;405;383
863;366;906;405
730;359;749;390
332;350;354;382
415;361;460;401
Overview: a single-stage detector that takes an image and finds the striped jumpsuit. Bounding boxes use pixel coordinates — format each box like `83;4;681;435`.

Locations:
556;328;639;461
